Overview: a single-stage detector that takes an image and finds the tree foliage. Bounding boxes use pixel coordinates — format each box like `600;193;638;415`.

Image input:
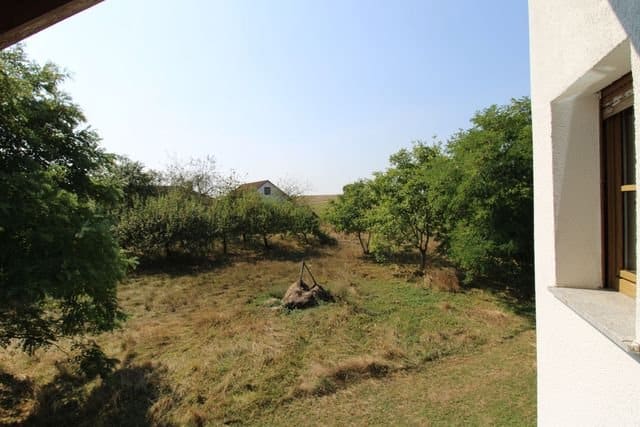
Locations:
164;155;225;197
284;201;322;244
116;190;216;259
229;189;322;249
0;47;132;352
439;97;533;280
371;143;443;270
328;98;532;284
116;181;325;259
211;189;243;254
326;180;376;255
233;190;282;248
111;155;159;208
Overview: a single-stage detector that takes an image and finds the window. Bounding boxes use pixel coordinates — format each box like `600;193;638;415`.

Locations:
545;45;639;356
602;73;636;297
263;186;271;195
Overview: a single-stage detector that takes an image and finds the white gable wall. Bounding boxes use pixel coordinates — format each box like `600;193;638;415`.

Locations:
530;0;640;424
256;181;286;199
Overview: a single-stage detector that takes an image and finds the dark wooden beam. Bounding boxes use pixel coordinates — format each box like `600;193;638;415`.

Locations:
0;0;103;50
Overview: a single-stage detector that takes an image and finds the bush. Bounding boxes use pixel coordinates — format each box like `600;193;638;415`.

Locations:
285;202;322;244
440;98;532;282
116;191;216;260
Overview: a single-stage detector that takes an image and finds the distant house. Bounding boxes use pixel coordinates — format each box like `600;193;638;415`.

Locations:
237;180;286;199
530;0;640;424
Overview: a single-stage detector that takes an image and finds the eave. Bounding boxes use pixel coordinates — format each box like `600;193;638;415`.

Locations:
1;0;102;50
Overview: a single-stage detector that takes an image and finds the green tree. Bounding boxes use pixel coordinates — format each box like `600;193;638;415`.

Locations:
116;190;216;260
111;155;159;208
441;97;533;281
212;192;241;254
284;201;322;244
326;180;376;255
371;143;443;271
235;190;284;249
0;47;131;352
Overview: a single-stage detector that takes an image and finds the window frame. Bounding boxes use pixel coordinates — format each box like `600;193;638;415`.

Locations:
601;73;636;298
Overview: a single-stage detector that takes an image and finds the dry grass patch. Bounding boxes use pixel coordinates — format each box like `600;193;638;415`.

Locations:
0;371;34;424
0;234;535;426
295;355;402;397
424;266;461;292
298;194;339;216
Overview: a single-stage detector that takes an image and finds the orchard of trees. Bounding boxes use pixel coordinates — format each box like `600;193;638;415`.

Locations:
112;156;325;261
0;46;532;354
0;47;323;352
326;98;533;284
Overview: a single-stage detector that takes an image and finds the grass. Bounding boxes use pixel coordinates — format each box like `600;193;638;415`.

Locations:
0;236;536;426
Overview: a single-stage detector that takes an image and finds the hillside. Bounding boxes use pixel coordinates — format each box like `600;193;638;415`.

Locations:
298;194;339;216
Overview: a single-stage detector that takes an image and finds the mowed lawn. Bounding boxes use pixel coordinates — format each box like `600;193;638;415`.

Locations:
0;236;536;426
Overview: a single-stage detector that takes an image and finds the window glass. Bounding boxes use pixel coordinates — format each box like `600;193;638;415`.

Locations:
622;108;636;272
622;108;635;185
624;191;636;272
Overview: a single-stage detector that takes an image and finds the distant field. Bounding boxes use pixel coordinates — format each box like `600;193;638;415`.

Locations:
299;194;339;216
0;236;535;426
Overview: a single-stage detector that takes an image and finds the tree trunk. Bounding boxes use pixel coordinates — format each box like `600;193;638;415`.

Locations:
357;232;370;255
419;234;430;272
263;234;270;249
419;248;427;271
242;233;247;248
222;235;228;254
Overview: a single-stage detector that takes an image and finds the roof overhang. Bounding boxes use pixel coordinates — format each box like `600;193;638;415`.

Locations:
0;0;102;50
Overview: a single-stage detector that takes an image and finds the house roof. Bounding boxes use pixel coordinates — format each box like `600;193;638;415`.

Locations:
1;0;103;50
237;180;272;191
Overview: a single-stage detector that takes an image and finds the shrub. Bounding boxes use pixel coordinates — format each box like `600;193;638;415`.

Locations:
116;191;216;260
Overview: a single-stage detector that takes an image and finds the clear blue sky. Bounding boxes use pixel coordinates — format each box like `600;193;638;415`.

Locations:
24;0;530;194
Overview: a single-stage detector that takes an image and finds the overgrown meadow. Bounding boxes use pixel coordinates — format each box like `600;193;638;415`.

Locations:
1;234;535;426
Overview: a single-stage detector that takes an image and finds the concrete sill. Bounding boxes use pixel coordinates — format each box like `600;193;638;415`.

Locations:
549;287;640;361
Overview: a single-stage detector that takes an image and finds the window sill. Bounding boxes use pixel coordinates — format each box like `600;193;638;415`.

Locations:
549;287;640;361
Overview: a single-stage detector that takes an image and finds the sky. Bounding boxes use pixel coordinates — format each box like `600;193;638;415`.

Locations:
23;0;530;194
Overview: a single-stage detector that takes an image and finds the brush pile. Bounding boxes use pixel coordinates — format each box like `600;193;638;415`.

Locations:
282;262;334;309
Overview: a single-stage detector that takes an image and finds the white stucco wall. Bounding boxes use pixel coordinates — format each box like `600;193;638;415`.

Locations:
529;0;640;424
257;181;286;199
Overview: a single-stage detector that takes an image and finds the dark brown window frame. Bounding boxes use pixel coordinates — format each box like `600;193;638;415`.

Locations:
601;72;636;298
